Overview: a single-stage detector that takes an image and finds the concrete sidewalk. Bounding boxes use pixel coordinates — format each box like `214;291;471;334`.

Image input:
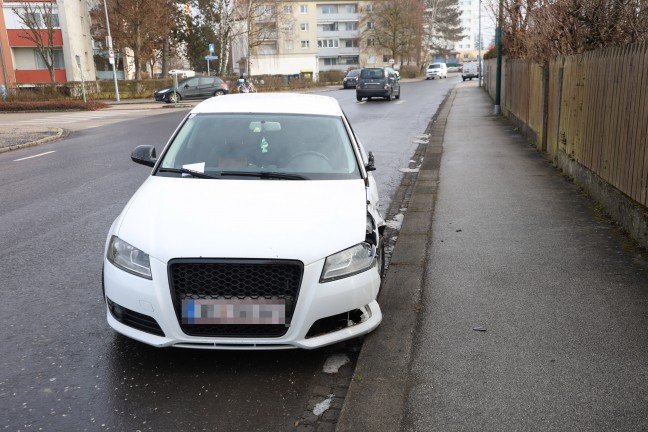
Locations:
337;81;648;431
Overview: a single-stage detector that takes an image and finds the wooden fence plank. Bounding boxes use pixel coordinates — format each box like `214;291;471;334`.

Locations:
639;45;648;205
630;44;648;204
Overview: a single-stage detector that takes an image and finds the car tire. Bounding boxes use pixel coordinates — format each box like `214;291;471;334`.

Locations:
386;90;393;101
213;90;225;96
167;92;181;103
395;90;400;100
356;95;362;102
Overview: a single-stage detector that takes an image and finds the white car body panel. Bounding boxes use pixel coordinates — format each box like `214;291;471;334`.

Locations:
114;177;368;264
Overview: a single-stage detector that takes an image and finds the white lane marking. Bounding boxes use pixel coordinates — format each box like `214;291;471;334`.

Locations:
13;151;56;162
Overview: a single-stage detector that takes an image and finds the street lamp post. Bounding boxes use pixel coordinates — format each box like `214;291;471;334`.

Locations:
478;0;482;88
494;0;503;114
102;0;120;102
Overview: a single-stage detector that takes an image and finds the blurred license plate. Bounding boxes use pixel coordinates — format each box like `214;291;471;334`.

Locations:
182;298;285;325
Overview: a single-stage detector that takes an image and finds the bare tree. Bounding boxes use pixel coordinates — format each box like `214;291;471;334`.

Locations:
13;2;59;83
95;0;180;79
527;0;648;61
235;0;293;76
422;0;464;61
361;0;423;64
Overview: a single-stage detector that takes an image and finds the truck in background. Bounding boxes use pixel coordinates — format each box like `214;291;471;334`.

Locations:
461;62;480;81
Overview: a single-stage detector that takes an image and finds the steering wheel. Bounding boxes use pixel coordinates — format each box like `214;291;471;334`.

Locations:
286;151;331;168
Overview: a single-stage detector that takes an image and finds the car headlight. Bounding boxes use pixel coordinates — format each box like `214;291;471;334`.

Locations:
156;89;170;94
107;236;152;279
320;243;375;282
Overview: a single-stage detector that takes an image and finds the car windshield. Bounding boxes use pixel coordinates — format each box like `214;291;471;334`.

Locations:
429;64;441;69
360;69;385;79
157;113;362;180
347;70;360;77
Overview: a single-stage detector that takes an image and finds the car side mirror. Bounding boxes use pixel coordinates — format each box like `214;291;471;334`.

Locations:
365;151;376;172
131;145;157;167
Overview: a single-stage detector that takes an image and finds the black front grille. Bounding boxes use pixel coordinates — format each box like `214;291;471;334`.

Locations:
169;259;303;337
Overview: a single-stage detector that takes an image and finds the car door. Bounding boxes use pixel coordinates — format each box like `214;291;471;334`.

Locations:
179;77;201;99
196;77;216;98
389;70;400;94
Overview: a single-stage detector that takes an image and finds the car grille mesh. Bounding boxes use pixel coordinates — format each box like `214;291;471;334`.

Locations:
169;259;303;337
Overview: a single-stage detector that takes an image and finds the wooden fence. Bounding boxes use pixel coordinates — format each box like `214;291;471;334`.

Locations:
484;43;648;207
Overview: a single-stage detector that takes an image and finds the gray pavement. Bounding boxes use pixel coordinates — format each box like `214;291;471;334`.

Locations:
337;82;648;431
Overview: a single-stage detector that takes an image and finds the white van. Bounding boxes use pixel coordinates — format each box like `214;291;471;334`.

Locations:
461;62;480;81
426;62;448;80
169;69;196;78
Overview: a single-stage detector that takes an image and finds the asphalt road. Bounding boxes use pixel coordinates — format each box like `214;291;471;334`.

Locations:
0;78;457;431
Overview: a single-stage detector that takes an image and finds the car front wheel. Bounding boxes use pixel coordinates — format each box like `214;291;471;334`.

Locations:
213;90;226;96
356;95;363;102
167;92;181;103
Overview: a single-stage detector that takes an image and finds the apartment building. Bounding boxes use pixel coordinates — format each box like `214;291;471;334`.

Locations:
243;0;376;78
0;0;95;89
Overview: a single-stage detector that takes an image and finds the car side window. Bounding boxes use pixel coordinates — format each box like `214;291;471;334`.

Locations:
183;78;199;87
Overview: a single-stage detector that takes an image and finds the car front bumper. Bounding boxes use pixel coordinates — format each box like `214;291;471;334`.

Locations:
103;255;382;350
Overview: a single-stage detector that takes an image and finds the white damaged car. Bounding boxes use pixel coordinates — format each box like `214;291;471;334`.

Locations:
103;93;385;350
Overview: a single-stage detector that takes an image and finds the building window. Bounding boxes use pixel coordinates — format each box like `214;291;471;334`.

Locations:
300;22;309;31
367;38;375;47
35;49;64;69
255;5;274;16
322;5;337;14
367;21;374;30
346;5;358;13
300;4;308;13
285;40;294;50
321;23;338;31
283;5;293;13
343;39;359;48
322;58;338;65
301;40;310;48
366;4;374;12
317;39;339;48
345;22;358;31
340;56;359;65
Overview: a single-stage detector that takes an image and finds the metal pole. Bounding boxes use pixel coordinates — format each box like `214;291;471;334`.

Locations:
494;0;503;114
102;0;120;102
478;0;482;88
0;39;8;99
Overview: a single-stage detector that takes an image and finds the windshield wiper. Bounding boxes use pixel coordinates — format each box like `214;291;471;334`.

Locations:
218;171;308;180
157;167;219;179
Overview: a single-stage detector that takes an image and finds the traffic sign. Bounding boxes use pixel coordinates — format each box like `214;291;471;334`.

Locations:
109;49;115;59
204;55;218;60
389;58;395;64
209;43;215;54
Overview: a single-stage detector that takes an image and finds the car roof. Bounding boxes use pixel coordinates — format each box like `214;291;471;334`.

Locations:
191;93;344;116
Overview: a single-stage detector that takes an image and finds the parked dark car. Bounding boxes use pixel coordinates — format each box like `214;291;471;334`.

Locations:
343;69;361;89
154;76;229;103
356;67;401;102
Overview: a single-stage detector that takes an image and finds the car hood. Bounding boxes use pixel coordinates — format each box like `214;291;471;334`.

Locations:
155;85;173;93
114;176;369;264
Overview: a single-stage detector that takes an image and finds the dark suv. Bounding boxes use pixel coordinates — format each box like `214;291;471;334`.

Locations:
154;76;229;103
356;67;401;102
343;69;361;89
